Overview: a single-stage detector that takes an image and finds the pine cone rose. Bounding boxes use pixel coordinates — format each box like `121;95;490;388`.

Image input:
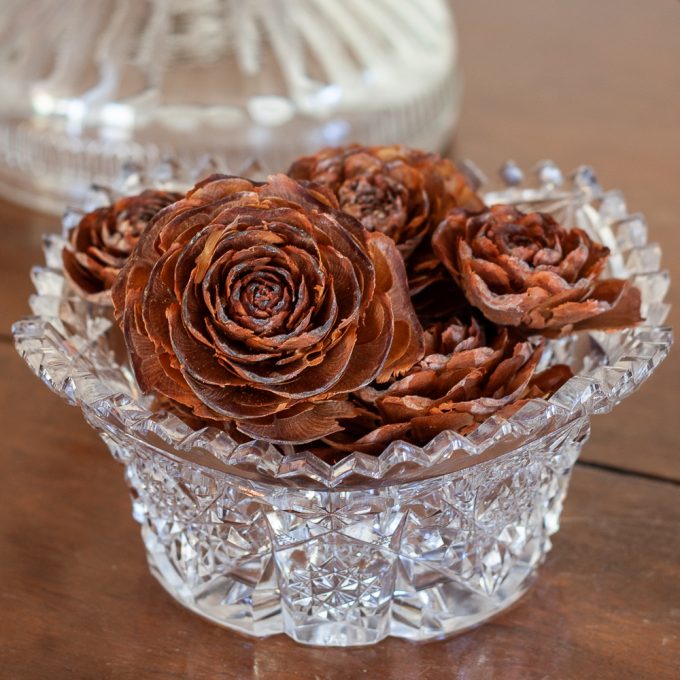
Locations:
288;144;484;260
318;315;572;456
433;205;642;333
62;189;180;303
112;174;424;444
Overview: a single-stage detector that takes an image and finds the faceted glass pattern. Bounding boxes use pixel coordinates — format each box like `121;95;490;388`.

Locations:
13;162;672;645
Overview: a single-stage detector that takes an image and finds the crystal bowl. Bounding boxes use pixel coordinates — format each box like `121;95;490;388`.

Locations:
12;161;671;646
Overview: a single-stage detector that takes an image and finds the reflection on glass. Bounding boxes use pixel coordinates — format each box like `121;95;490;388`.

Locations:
0;0;462;213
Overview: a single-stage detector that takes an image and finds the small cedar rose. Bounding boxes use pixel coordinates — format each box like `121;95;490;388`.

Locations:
288;144;484;261
112;173;424;444
316;315;572;456
433;205;642;333
62;189;180;303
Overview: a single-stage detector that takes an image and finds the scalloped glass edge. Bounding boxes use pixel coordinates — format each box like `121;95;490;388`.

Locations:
12;161;673;488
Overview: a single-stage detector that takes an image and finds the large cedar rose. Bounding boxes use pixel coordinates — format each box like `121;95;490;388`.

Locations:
433;205;642;333
317;315;572;457
288;144;484;259
63;189;180;303
112;174;424;443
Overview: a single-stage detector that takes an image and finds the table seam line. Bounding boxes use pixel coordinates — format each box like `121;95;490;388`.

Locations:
576;459;680;487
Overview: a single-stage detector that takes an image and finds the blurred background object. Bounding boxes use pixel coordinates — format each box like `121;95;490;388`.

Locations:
0;0;462;214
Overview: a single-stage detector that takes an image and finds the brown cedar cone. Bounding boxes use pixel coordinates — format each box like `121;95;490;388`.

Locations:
62;189;180;303
432;205;642;334
112;173;424;444
288;144;484;264
317;315;572;458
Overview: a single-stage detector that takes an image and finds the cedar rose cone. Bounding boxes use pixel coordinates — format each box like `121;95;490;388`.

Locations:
288;144;484;260
433;205;642;333
112;174;424;444
319;315;572;457
63;189;180;303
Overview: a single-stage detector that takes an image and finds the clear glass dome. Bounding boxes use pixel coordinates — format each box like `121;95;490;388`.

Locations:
0;0;462;213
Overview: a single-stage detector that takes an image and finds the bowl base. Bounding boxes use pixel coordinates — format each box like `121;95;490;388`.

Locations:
144;526;538;647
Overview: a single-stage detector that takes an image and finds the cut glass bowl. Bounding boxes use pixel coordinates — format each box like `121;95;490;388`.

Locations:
12;160;672;646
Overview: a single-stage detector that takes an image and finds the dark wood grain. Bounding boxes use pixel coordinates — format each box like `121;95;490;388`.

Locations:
1;1;680;677
1;345;678;680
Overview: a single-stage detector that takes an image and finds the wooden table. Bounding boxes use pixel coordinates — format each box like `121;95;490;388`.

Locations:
1;1;678;677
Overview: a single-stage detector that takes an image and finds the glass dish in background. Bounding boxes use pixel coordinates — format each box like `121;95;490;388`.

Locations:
0;0;461;214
